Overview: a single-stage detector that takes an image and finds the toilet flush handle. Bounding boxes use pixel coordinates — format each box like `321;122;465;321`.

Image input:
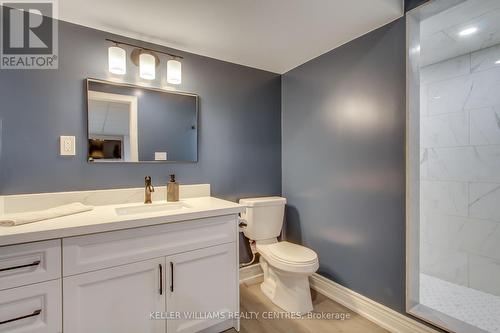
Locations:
238;217;247;231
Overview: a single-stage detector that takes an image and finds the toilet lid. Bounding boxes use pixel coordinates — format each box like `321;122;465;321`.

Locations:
262;241;318;265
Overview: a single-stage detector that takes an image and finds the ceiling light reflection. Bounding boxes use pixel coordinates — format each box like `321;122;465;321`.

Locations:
458;26;478;37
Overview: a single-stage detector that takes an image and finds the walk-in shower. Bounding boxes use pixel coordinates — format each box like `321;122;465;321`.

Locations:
407;1;500;332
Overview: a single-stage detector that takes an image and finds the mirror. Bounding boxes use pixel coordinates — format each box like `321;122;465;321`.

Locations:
86;79;198;163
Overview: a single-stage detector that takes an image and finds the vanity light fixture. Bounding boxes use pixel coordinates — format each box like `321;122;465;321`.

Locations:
167;59;182;85
108;45;126;75
495;59;500;65
105;38;183;84
139;53;156;80
458;26;478;37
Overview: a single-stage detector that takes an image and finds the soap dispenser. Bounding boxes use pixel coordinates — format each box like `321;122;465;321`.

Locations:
167;174;179;202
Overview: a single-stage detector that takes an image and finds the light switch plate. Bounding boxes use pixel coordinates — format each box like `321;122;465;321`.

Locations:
60;136;76;156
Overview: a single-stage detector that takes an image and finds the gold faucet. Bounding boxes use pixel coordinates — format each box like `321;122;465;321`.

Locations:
144;176;155;204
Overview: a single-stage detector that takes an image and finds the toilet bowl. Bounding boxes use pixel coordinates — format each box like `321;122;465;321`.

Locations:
257;240;319;313
239;197;319;314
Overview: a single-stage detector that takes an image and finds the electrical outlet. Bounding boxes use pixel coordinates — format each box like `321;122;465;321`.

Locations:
60;136;76;156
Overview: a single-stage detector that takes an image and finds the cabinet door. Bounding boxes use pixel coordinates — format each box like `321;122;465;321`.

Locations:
63;258;165;333
166;243;238;333
0;279;62;333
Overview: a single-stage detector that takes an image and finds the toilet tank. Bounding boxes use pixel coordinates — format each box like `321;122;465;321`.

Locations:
239;197;287;241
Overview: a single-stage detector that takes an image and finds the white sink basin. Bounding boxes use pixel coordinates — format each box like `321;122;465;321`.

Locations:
115;202;189;216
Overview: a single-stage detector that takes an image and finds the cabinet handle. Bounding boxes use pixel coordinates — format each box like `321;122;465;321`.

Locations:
0;309;42;325
0;260;40;272
170;261;174;292
159;264;163;295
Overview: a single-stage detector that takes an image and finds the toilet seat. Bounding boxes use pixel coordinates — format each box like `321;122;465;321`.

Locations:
257;241;319;274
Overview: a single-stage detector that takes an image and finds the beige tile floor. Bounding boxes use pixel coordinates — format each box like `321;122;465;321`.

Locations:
225;281;389;333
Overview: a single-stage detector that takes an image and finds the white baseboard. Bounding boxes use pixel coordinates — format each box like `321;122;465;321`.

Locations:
310;274;438;333
239;264;438;333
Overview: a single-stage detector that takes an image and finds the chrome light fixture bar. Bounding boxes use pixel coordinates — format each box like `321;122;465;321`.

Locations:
105;38;183;84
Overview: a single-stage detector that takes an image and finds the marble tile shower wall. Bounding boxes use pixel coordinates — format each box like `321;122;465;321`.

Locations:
420;43;500;297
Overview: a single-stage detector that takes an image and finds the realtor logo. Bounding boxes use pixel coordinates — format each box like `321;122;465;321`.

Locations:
1;0;58;69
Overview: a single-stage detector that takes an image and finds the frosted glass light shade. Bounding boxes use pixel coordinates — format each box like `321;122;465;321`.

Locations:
108;46;126;75
167;59;182;85
139;53;156;80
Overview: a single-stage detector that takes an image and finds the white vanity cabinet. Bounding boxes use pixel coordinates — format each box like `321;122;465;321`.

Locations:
62;215;239;333
0;279;62;333
0;240;62;333
0;188;243;333
63;258;166;333
166;243;238;333
0;240;61;291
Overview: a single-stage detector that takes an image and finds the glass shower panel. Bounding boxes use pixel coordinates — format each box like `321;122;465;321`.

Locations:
407;1;500;332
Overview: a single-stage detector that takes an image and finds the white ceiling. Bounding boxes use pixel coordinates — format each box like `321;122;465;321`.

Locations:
421;0;500;66
59;0;403;74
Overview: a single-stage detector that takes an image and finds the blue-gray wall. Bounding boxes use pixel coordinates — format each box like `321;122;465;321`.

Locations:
0;20;282;201
282;18;406;312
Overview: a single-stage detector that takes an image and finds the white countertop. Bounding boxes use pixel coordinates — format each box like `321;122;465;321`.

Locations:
0;196;245;247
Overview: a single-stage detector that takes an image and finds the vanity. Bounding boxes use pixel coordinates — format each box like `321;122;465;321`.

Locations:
0;185;244;333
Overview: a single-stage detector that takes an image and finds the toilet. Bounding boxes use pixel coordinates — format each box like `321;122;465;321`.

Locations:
239;197;319;314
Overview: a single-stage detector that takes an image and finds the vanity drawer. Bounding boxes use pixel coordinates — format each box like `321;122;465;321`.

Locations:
0;279;62;333
0;240;61;291
63;215;237;276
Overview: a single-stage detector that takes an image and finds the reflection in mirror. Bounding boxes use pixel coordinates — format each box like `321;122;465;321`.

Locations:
87;79;198;163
